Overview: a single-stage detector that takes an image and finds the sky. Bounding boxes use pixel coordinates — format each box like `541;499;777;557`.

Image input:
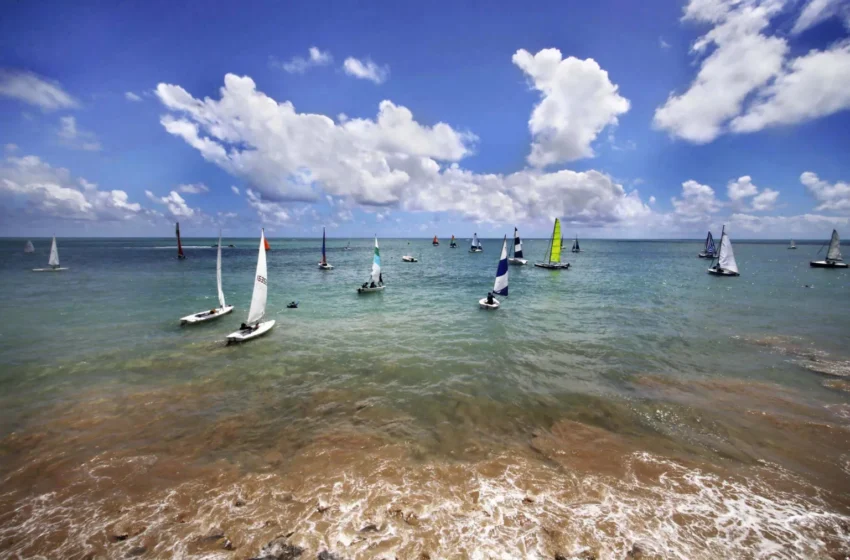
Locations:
1;0;849;239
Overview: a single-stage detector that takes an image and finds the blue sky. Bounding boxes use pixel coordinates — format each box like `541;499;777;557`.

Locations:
1;0;849;238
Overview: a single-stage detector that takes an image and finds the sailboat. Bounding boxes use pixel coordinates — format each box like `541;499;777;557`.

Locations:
810;229;847;268
788;240;797;250
264;235;271;251
707;225;740;276
432;235;440;246
227;229;276;343
571;235;582;253
402;241;418;262
318;227;334;270
33;236;68;272
24;240;34;253
449;235;458;248
479;235;509;310
534;218;570;269
181;232;235;325
698;231;716;258
358;236;385;293
507;227;527;265
344;239;352;251
469;233;483;253
176;222;187;259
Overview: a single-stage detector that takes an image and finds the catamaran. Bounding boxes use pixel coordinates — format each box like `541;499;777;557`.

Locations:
227;229;275;343
469;233;483;253
176;222;186;259
788;240;797;250
810;229;847;268
507;227;527;265
449;235;458;248
318;227;333;270
571;235;582;253
33;236;68;272
480;235;509;310
698;231;716;259
534;218;569;269
708;225;740;276
432;235;439;246
402;241;418;262
358;237;384;292
24;240;34;253
181;232;234;325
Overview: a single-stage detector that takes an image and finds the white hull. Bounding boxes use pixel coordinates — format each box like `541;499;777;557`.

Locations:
707;267;740;276
698;252;715;258
33;267;69;272
507;258;527;265
533;262;569;269
479;297;500;310
181;305;234;325
810;260;848;268
571;250;582;253
402;256;418;262
318;263;334;270
226;320;275;343
357;285;385;293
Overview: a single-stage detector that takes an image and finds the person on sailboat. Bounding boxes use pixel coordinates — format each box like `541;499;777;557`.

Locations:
486;292;495;305
379;272;383;285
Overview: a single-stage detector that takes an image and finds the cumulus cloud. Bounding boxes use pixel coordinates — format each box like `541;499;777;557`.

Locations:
729;212;849;234
177;183;209;194
671;179;721;223
512;48;630;166
273;47;332;74
125;91;143;102
726;175;778;211
245;188;290;224
145;189;196;218
0;69;78;111
343;57;389;84
57;116;101;151
801;171;850;211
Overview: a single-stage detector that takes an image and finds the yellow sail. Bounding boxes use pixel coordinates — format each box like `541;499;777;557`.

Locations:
549;218;562;263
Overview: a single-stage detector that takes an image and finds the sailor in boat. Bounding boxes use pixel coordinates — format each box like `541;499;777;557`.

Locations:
239;322;258;332
379;272;384;285
485;292;495;306
709;263;726;274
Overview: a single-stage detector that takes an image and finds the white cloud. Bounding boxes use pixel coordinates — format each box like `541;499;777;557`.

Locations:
145;190;196;218
751;188;779;211
177;183;209;194
649;196;657;204
125;91;143;102
0;154;143;221
660;37;671;49
343;57;389;84
729;212;849;234
791;0;849;34
57;116;101;151
671;179;721;223
0;69;78;111
727;175;759;200
231;185;240;195
512;48;630;166
801;171;850;211
4;143;18;153
274;47;332;74
245;188;290;224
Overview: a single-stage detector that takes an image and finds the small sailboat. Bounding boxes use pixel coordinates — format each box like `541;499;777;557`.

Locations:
479;235;509;310
33;236;68;272
318;227;334;270
358;236;385;293
264;235;271;251
469;233;483;253
534;219;570;269
24;240;34;253
344;239;352;251
176;222;187;259
810;229;847;268
402;241;418;262
449;235;458;248
181;232;235;325
698;231;716;259
507;227;527;265
788;240;797;250
708;225;740;276
571;235;582;253
226;229;276;343
432;235;439;246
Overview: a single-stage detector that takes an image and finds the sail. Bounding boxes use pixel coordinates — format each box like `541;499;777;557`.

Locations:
321;227;327;264
493;236;509;296
264;236;271;251
548;219;562;263
572;236;580;252
471;233;479;249
790;240;796;248
216;232;226;308
48;237;59;267
246;230;268;326
513;228;524;258
24;240;34;253
176;223;185;258
705;232;716;255
433;235;439;244
717;227;739;274
827;229;842;261
371;237;381;283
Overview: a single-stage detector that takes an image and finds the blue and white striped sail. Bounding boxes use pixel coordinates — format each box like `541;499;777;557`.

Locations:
513;228;524;259
370;236;381;283
705;232;716;255
493;235;509;296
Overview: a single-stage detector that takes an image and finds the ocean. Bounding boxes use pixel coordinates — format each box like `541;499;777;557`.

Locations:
1;236;849;559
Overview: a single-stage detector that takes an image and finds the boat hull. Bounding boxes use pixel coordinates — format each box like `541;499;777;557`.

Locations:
401;256;418;262
810;260;848;268
226;320;275;343
181;305;234;325
318;263;334;270
479;297;500;310
533;262;569;269
698;252;715;259
33;267;69;272
507;258;527;265
707;268;740;276
469;248;483;253
357;285;385;293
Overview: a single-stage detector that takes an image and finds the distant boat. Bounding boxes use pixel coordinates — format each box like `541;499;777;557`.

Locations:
24;240;34;253
432;235;439;246
176;222;186;259
534;218;570;269
226;229;275;343
318;227;333;270
264;235;271;251
788;240;797;250
33;236;68;272
480;235;509;310
344;239;352;251
402;241;418;262
507;227;527;265
449;235;458;248
469;233;483;253
810;229;847;268
698;231;716;259
358;236;385;293
181;231;234;325
708;225;740;276
571;235;582;253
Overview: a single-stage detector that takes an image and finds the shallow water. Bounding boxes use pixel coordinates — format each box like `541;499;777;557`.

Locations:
1;237;849;559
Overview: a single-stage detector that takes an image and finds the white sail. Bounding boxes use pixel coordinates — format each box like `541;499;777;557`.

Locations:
471;233;479;249
370;237;381;283
246;230;268;326
24;240;34;253
216;232;226;308
493;236;509;295
717;228;738;274
789;240;796;248
48;237;59;268
827;229;842;261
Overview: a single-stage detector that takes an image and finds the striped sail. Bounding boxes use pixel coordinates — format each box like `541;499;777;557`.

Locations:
513;228;524;258
493;236;509;296
549;219;562;263
705;232;716;255
827;229;842;261
371;237;381;283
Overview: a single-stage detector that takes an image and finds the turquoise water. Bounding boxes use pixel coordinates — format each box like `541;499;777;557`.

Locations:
1;237;849;559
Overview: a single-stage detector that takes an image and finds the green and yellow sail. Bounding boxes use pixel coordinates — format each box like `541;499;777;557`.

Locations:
548;218;562;264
